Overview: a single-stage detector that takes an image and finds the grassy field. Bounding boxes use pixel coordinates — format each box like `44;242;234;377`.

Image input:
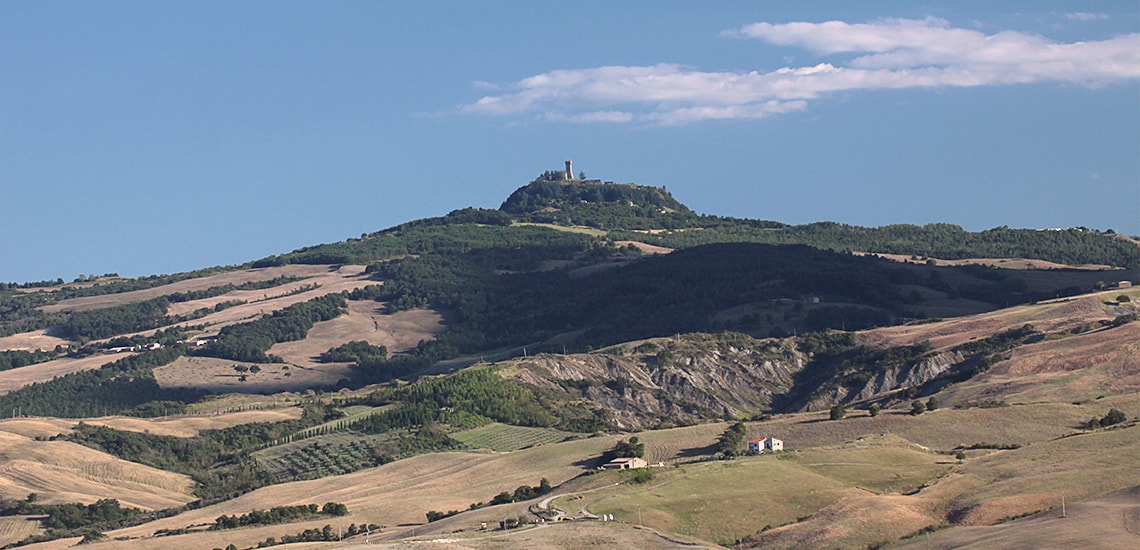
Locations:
450;423;575;452
576;437;951;546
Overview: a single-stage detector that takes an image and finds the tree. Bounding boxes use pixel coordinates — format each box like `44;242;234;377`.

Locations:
717;422;747;456
1101;408;1127;427
910;400;927;416
955;451;966;463
612;437;645;458
829;404;847;420
868;404;881;417
926;396;940;411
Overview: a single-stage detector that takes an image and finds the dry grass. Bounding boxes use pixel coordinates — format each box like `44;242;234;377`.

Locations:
89;409;305;438
0;430;194;510
861;293;1120;350
40;265;338;314
153;356;352;393
0;354;128;396
0;330;71;352
941;322;1140;405
891;485;1140;550
268;303;446;368
856;252;1122;272
0;516;43;547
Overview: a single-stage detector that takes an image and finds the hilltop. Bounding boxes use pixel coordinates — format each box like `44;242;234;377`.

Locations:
0;169;1137;548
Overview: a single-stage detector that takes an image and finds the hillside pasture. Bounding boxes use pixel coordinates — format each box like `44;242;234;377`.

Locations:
0;353;128;396
153;356;352;393
583;442;949;546
0;430;194;510
892;485;1140;550
941;321;1140;404
861;293;1122;350
267;302;447;368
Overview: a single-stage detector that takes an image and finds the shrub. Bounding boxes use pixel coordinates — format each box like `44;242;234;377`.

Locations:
1101;408;1127;427
829;404;847;420
868;404;881;417
926;396;940;411
910;400;927;416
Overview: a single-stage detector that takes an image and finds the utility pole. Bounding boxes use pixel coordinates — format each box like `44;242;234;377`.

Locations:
1061;493;1066;518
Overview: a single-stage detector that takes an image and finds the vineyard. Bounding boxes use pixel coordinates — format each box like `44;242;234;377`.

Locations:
450;423;574;452
254;432;396;482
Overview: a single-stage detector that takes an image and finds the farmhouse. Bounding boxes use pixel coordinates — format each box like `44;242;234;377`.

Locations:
748;437;783;454
602;457;649;470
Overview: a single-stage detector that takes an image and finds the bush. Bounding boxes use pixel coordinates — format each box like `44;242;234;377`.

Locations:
1101;408;1127;427
910;400;927;416
868;404;881;417
829;404;847;420
926;396;940;411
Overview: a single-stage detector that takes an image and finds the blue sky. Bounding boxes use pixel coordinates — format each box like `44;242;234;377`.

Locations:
2;1;1137;283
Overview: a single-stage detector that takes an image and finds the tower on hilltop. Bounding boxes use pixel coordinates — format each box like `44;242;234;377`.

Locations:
565;160;573;180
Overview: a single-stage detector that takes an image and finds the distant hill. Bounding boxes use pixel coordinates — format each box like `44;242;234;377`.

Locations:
0;169;1138;549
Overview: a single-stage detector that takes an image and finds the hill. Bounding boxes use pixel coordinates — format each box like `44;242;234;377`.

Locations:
0;170;1137;548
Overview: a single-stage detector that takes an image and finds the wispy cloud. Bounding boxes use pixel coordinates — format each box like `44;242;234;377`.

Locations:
1065;12;1109;21
462;17;1140;125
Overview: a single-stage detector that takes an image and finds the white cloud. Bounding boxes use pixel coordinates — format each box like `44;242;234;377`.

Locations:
1066;12;1109;21
463;18;1140;125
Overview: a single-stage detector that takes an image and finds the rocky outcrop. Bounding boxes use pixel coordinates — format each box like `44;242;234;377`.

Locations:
504;334;802;430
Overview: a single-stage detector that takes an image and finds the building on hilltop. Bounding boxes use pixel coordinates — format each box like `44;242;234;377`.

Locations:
748;437;783;454
602;457;649;470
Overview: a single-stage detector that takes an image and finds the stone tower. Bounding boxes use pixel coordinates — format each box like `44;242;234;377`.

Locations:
565;160;573;180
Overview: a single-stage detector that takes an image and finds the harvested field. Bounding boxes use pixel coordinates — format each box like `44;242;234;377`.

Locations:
154;265;377;340
268;303;447;368
0;516;43;548
0;353;127;396
856;252;1121;271
0;409;303;439
103;437;618;548
39;265;338;313
0;418;76;439
0;430;194;510
90;408;304;438
154;356;351;393
0;330;72;352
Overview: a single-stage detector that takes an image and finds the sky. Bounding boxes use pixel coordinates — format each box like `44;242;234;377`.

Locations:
2;1;1138;284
